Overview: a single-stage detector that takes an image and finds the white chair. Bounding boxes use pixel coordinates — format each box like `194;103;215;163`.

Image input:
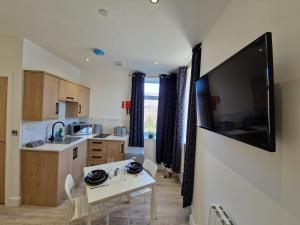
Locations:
65;174;90;225
65;174;111;225
127;159;158;224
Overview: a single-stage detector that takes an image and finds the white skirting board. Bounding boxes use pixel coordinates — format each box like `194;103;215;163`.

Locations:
190;214;200;225
6;196;21;207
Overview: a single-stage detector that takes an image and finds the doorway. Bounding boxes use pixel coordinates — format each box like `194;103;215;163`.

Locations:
0;76;8;203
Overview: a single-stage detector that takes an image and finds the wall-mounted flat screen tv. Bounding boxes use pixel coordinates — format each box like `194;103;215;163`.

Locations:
196;32;275;152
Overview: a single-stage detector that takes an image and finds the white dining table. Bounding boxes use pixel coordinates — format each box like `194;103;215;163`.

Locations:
84;159;156;225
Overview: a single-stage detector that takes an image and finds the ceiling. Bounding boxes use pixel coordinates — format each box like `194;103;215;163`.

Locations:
0;0;230;73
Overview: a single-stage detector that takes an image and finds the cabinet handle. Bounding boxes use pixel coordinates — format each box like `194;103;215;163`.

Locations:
92;141;102;144
55;103;59;114
92;149;102;152
121;144;124;154
66;97;74;100
73;147;78;159
92;156;102;159
78;104;82;114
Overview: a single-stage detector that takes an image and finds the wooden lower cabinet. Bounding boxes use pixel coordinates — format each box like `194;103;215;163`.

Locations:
87;139;128;166
21;141;87;207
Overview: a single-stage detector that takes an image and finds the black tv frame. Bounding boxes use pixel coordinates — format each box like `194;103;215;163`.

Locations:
196;32;275;152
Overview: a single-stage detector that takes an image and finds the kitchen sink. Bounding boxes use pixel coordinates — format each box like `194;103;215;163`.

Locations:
47;137;83;144
93;133;111;138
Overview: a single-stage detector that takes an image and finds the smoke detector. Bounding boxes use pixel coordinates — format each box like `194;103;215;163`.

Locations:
93;48;105;56
98;9;108;16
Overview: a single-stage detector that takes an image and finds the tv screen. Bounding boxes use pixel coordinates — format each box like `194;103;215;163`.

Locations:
196;32;275;152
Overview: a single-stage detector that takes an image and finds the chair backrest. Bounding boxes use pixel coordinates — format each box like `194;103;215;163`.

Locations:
65;174;75;201
143;159;158;178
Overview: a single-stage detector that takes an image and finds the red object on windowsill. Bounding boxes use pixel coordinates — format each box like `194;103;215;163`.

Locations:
125;101;131;114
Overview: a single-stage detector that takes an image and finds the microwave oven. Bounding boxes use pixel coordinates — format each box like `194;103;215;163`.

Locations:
68;123;93;136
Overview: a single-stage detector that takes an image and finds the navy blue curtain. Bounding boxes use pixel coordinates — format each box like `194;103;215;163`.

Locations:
156;74;177;167
129;72;145;147
182;43;202;208
172;67;188;173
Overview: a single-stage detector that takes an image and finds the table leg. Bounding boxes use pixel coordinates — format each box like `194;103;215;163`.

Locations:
87;204;92;225
150;184;156;225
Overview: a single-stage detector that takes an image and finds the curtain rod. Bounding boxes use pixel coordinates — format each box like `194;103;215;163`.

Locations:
128;65;191;77
128;73;160;77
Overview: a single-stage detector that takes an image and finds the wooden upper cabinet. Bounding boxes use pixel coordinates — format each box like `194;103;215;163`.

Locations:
78;86;90;117
59;79;79;102
23;71;59;121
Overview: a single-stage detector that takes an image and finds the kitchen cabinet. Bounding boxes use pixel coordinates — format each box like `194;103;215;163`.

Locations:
72;141;87;185
78;85;90;117
23;71;59;121
87;140;107;165
65;86;90;118
21;141;87;207
106;141;125;162
59;79;79;102
87;139;127;166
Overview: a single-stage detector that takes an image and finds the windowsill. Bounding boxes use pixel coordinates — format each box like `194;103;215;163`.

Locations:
144;138;156;141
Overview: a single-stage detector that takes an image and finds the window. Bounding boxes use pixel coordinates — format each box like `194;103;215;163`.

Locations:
144;78;159;139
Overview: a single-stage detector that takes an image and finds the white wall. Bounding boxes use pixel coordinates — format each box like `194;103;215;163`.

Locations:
192;1;300;225
23;39;80;83
0;36;23;206
80;70;131;133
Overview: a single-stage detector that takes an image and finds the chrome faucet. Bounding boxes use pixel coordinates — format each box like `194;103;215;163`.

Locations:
49;121;65;142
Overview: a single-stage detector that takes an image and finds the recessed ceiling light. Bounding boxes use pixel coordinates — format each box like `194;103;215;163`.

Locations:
154;61;159;65
85;57;90;62
98;9;108;16
150;0;159;4
114;61;124;66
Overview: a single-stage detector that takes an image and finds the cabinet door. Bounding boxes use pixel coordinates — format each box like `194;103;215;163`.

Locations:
78;86;90;117
59;80;79;102
57;148;73;204
23;71;59;121
72;141;87;186
42;74;59;119
106;141;125;162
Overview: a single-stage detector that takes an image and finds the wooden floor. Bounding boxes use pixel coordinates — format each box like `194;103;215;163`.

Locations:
0;171;190;225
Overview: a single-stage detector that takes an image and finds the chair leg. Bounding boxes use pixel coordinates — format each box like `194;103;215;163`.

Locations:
105;204;110;225
119;196;122;208
155;192;157;220
65;205;72;225
155;201;157;220
87;215;91;225
128;200;131;225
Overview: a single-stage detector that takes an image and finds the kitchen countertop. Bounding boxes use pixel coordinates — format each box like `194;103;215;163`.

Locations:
21;134;129;152
89;134;129;141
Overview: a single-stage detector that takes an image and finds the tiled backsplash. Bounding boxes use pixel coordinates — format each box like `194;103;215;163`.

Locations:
21;102;130;145
88;117;130;134
21;102;78;145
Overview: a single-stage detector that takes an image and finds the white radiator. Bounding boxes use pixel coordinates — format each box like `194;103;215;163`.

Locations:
208;204;233;225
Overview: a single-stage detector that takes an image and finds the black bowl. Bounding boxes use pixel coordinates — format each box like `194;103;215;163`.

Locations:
127;162;142;171
86;169;107;181
127;162;143;174
84;172;108;186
